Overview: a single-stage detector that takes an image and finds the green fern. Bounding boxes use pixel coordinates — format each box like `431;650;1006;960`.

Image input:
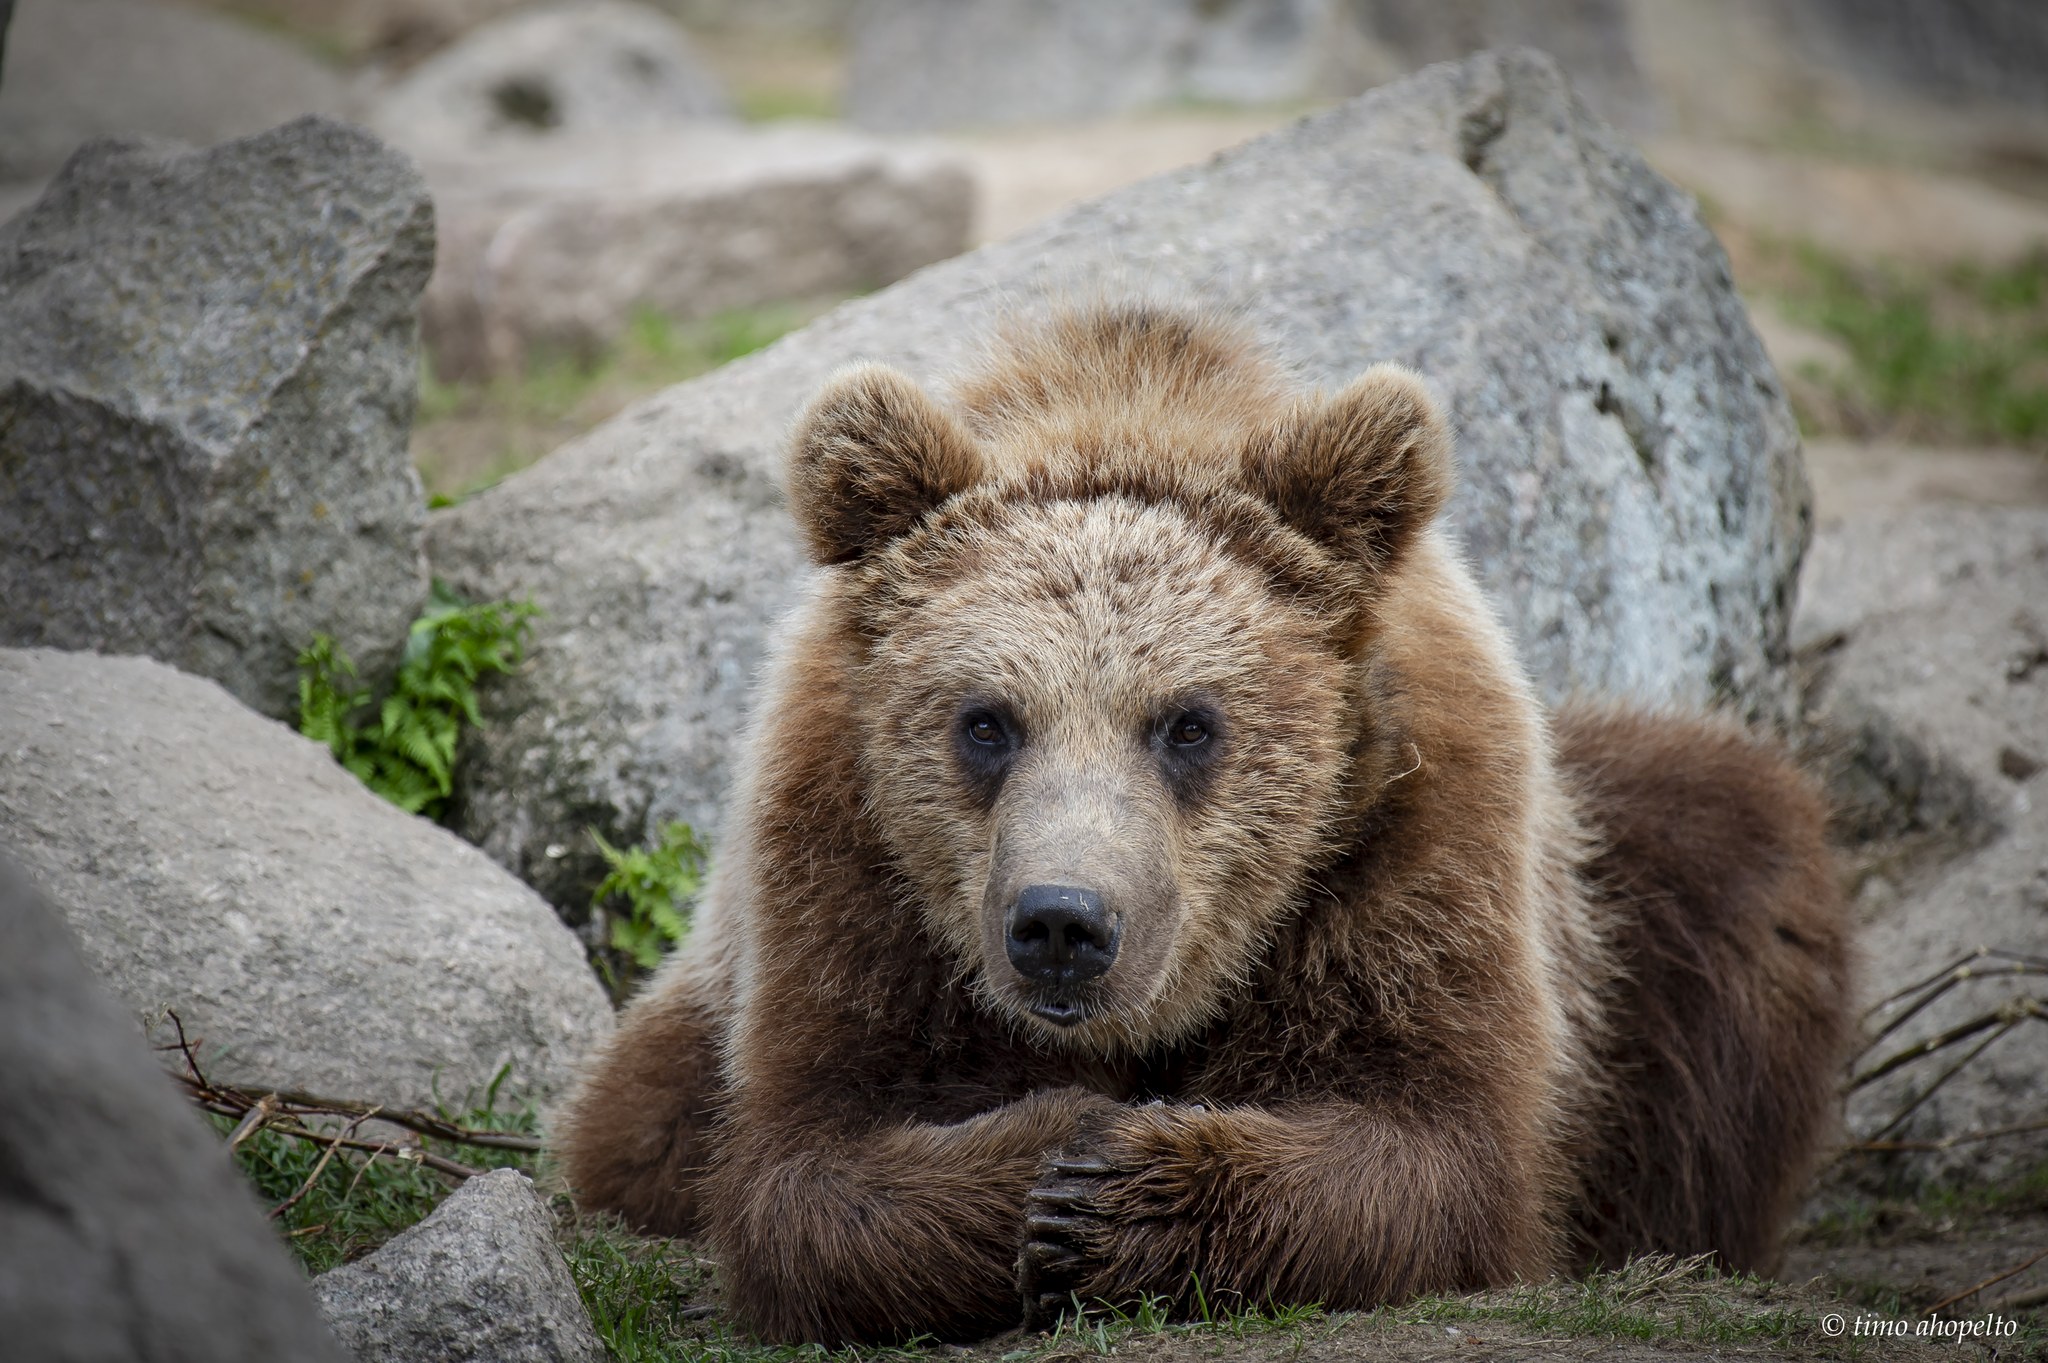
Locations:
593;822;706;971
298;583;538;817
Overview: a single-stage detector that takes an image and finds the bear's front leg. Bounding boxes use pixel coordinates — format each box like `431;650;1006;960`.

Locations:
1018;1099;1555;1325
708;1085;1120;1344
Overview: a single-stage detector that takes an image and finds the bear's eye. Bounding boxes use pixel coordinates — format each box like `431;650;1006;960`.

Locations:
953;704;1018;806
1168;715;1210;747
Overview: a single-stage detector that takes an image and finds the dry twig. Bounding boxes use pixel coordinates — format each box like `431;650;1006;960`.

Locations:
160;1010;538;1195
1923;1246;2048;1317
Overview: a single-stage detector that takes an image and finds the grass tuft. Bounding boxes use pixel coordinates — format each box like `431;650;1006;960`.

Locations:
1383;1255;1812;1345
1743;235;2048;450
414;300;835;503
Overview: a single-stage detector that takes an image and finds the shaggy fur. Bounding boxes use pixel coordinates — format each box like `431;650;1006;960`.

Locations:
556;305;1854;1344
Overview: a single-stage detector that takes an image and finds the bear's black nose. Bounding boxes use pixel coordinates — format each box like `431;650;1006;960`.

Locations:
1006;883;1118;986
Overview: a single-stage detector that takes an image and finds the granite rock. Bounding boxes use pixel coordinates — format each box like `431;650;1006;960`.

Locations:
0;117;431;719
0;647;614;1109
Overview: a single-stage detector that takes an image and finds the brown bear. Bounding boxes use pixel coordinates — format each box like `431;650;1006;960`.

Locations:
556;304;1854;1345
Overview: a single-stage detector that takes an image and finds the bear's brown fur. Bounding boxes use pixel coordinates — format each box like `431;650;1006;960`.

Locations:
555;305;1854;1345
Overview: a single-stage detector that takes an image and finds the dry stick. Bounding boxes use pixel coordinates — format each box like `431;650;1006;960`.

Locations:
1867;948;2048;1018
250;1119;484;1181
1985;1283;2048;1314
1867;1019;2021;1141
179;1091;487;1181
1855;963;2048;1061
269;1110;377;1221
336;1141;395;1207
1849;1118;2048;1153
1923;1246;2048;1317
1850;998;2044;1090
159;1009;541;1159
248;1087;546;1154
177;1073;543;1154
225;1092;279;1152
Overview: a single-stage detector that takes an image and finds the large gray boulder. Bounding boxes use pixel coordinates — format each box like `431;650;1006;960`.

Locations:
417;124;974;379
845;0;1651;132
0;854;352;1363
312;1169;605;1363
0;0;352;183
0;117;432;721
430;50;1805;912
0;647;614;1110
1799;506;2048;1182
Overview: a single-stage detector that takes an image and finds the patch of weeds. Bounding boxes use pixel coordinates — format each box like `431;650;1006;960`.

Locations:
1803;1160;2048;1246
413;300;836;502
1013;1289;1331;1360
298;581;538;817
565;1222;717;1363
736;85;842;122
1384;1256;1812;1346
219;1069;537;1274
592;821;708;998
567;1219;937;1363
1757;238;2048;449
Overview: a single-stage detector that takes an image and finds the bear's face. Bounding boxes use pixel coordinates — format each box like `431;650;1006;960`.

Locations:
856;494;1358;1052
786;346;1450;1053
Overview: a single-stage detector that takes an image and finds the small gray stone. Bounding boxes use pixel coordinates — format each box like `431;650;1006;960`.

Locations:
0;853;351;1363
416;123;975;378
0;647;614;1110
0;116;432;720
430;50;1806;912
370;0;732;162
313;1169;605;1363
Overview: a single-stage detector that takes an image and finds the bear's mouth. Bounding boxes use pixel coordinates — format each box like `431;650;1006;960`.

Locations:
1027;996;1091;1028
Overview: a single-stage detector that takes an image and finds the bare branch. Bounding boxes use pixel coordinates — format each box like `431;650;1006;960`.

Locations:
1866;1019;2020;1140
1855;962;2048;1060
1849;998;2045;1090
1924;1247;2048;1317
268;1110;377;1221
225;1093;279;1151
1846;1118;2048;1153
1864;948;2048;1019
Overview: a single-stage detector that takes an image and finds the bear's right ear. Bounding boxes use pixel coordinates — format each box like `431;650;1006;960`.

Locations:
1238;364;1453;580
787;363;987;566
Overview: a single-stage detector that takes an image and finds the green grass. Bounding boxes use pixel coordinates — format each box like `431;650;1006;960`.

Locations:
1015;1293;1329;1357
217;1072;538;1274
1762;240;2048;449
415;301;833;504
735;86;842;122
565;1224;719;1363
1383;1256;1812;1346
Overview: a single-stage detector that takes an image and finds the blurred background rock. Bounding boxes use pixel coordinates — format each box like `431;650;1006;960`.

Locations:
5;1;2045;475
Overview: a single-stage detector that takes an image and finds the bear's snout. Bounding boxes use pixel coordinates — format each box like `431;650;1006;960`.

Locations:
1004;883;1119;1013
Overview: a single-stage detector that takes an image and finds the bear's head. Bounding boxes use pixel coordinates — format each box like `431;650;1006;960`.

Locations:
785;320;1452;1053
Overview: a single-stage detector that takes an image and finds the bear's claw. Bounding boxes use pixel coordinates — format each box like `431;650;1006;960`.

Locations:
1018;1151;1112;1331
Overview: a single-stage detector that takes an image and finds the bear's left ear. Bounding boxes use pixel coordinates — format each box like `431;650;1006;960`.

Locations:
1239;364;1454;578
787;363;987;566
